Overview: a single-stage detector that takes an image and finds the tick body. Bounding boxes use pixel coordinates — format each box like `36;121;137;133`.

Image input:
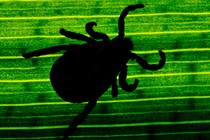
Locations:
50;43;121;103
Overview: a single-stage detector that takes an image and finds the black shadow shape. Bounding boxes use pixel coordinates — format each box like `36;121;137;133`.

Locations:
22;3;166;139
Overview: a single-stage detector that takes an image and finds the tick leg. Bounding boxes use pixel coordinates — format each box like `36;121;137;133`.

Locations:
119;65;139;92
136;50;166;71
63;100;97;139
111;78;118;98
60;28;96;44
85;22;110;42
22;45;77;59
117;4;144;39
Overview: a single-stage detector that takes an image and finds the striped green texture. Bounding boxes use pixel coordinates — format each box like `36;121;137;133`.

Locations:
0;0;209;139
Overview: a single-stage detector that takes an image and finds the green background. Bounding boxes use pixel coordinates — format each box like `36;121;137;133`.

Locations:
0;0;209;139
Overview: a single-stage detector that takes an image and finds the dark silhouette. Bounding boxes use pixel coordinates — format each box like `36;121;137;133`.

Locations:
22;4;166;139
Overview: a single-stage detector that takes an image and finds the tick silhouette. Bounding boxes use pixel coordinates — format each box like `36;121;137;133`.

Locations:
22;4;166;139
